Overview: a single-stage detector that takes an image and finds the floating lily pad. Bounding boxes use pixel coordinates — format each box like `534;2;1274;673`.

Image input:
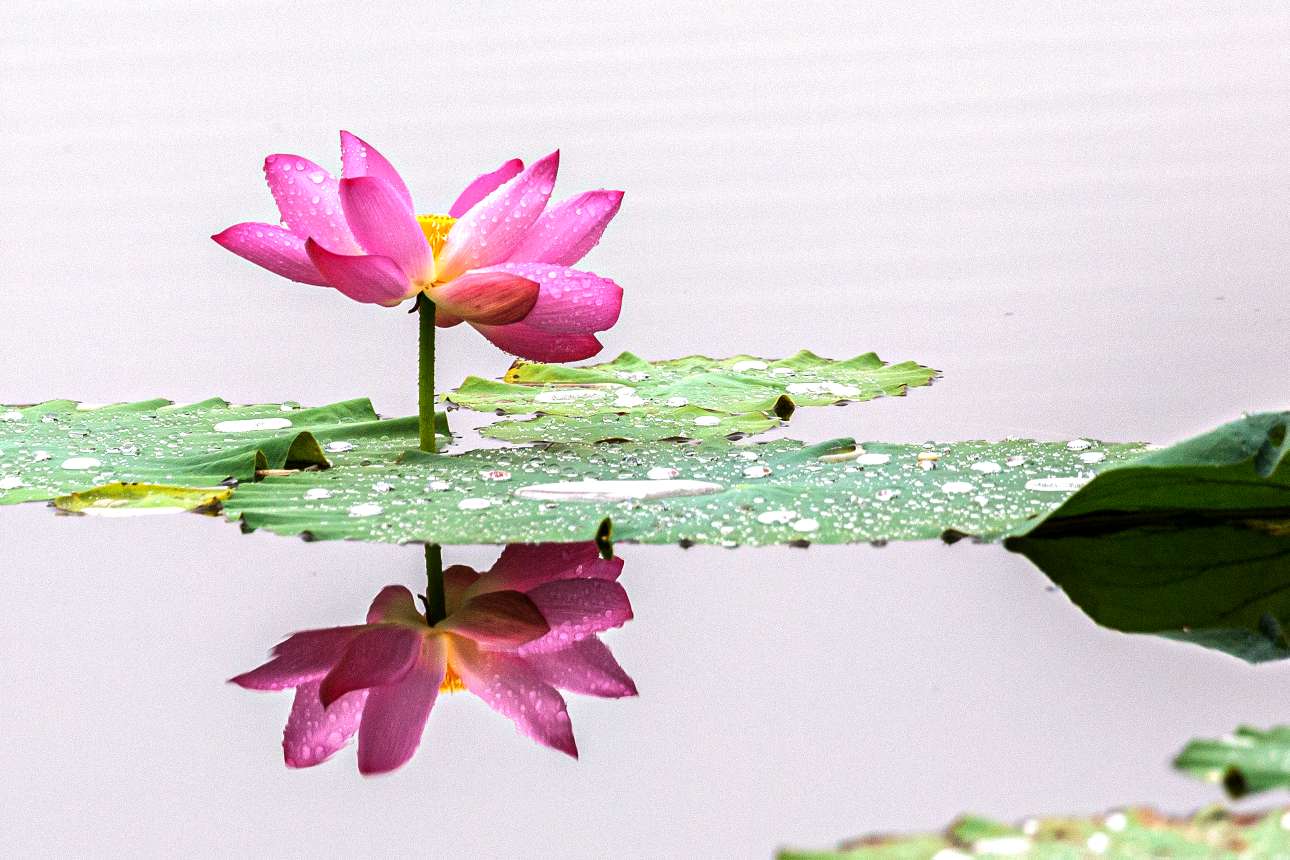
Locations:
1175;726;1290;798
0;397;447;505
448;350;938;418
780;806;1290;859
1009;519;1290;663
223;436;1146;545
54;483;232;516
480;406;784;444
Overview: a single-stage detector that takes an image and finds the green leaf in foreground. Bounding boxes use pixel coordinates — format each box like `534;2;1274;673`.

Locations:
448;350;938;418
223;436;1146;545
780;806;1290;859
1008;519;1290;663
1026;411;1290;532
54;483;232;515
1175;727;1290;798
0;398;447;506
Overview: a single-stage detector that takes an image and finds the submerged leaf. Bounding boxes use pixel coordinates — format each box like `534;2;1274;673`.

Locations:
54;483;232;516
1175;726;1290;798
1008;519;1290;663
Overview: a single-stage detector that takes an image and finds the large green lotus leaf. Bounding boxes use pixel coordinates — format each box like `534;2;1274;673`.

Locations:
479;406;783;444
223;435;1146;545
447;350;938;418
780;806;1290;859
0;398;446;505
1026;412;1290;531
1175;726;1290;798
1008;519;1290;663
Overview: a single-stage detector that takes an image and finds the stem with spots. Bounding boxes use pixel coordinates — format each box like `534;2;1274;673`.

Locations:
417;295;438;454
424;542;446;625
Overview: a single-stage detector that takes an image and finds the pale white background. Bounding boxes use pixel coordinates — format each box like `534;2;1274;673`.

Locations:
2;2;1289;858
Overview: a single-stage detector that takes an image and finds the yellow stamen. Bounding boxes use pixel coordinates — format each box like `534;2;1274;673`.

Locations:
416;214;456;257
439;664;466;693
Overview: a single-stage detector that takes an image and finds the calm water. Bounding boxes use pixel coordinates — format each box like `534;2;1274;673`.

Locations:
4;2;1290;857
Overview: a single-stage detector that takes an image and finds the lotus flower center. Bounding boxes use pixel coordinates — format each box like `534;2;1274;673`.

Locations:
416;213;456;258
440;664;466;694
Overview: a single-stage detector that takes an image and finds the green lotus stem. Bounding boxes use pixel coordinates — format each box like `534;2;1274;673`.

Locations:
417;296;438;453
424;543;446;625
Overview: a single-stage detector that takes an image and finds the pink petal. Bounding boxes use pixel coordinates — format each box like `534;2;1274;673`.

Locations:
449;157;523;218
283;680;369;768
339;130;413;211
436;590;549;648
305;239;416;305
339;176;434;282
367;585;425;625
485;264;622;334
319;625;424;707
506;190;623;266
525;638;637;698
519;579;633;655
212;222;329;286
435;309;464;328
442;564;480;617
262;153;360;253
430;269;538;325
452;637;577;758
469;320;604;362
357;639;445;775
229;625;366;691
471;542;622;598
437;151;560;281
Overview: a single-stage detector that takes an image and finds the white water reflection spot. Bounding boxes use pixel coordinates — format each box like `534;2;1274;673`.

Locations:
742;465;772;479
458;498;493;510
1;411;22;422
515;479;723;503
80;503;188;517
214;418;293;433
325;441;355;453
347;503;383;517
534;389;605;404
304;488;333;500
856;453;891;466
646;467;679;480
756;509;796;525
60;457;101;470
941;482;974;494
731;359;768;372
792;518;819;533
0;476;24;490
693;415;721;427
1079;451;1107;464
970;461;1002;474
786;381;860;397
1025;476;1091;492
1066;439;1092;451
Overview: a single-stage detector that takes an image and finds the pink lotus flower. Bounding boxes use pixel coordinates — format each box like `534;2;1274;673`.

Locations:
231;543;635;774
213;132;624;362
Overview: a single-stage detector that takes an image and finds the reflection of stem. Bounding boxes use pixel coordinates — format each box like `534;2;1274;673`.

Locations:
417;296;439;453
425;543;446;625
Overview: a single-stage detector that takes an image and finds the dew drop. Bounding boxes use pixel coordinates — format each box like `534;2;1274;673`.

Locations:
970;461;1002;474
214;417;293;433
347;503;383;517
60;457;101;470
325;441;355;453
731;359;768;372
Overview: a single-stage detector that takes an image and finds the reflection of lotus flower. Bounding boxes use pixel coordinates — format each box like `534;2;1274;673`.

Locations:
231;543;634;774
213;132;624;361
